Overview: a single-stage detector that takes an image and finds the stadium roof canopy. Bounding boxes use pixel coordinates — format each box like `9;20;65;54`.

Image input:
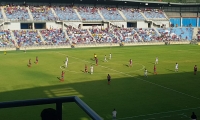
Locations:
1;0;200;7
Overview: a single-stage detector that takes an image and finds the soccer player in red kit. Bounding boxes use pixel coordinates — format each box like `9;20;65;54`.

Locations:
129;59;132;67
96;58;98;66
154;65;157;74
60;71;65;81
27;59;31;67
194;65;197;75
85;64;88;73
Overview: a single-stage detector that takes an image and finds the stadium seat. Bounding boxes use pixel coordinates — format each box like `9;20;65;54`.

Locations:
53;6;80;21
29;5;56;21
99;7;123;21
4;5;30;20
0;30;14;47
77;6;102;21
89;27;118;43
40;29;67;45
157;27;194;41
120;8;145;21
13;30;42;46
66;26;95;44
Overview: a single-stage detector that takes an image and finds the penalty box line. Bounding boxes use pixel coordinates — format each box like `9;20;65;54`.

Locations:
116;106;200;120
57;52;200;101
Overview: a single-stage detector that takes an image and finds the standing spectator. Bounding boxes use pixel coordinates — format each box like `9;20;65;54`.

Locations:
112;108;117;120
194;65;197;75
107;74;111;85
191;112;197;120
41;108;58;120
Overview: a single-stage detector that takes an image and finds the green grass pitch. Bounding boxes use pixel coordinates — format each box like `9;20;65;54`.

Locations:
0;44;200;120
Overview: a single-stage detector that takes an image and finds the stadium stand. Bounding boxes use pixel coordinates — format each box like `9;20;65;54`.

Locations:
53;5;80;21
113;28;141;42
66;26;95;44
157;27;194;41
76;6;102;21
4;5;30;21
90;26;118;43
13;30;42;46
29;5;56;21
120;8;145;21
136;28;159;42
40;29;67;45
0;30;14;47
99;7;124;21
144;9;167;19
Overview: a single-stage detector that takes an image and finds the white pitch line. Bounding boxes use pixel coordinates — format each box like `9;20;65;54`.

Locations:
57;52;200;100
160;115;171;118
116;106;200;120
143;118;155;120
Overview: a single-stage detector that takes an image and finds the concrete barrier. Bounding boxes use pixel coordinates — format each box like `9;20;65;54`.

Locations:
0;41;191;51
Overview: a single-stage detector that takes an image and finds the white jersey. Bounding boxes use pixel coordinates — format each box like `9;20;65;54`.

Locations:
65;60;68;67
90;66;93;72
90;66;93;74
109;54;111;59
144;69;148;75
105;56;107;60
156;57;158;62
112;110;117;117
66;57;68;62
175;64;178;69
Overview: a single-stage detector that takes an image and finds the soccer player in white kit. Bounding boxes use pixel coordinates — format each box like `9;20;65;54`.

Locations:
90;65;93;74
104;55;108;62
155;57;158;64
66;56;68;62
65;56;68;68
65;60;68;68
109;53;112;59
144;68;148;77
175;63;178;72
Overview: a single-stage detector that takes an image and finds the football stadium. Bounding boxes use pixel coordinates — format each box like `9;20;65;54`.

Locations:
0;0;200;119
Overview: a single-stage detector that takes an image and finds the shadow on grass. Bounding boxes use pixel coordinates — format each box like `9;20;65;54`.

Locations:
0;71;200;120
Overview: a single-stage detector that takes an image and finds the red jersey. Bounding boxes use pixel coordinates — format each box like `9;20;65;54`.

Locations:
29;59;31;64
130;59;132;64
154;66;156;70
61;71;65;76
36;57;38;61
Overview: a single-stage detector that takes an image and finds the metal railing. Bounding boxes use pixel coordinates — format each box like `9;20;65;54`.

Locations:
0;96;102;120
